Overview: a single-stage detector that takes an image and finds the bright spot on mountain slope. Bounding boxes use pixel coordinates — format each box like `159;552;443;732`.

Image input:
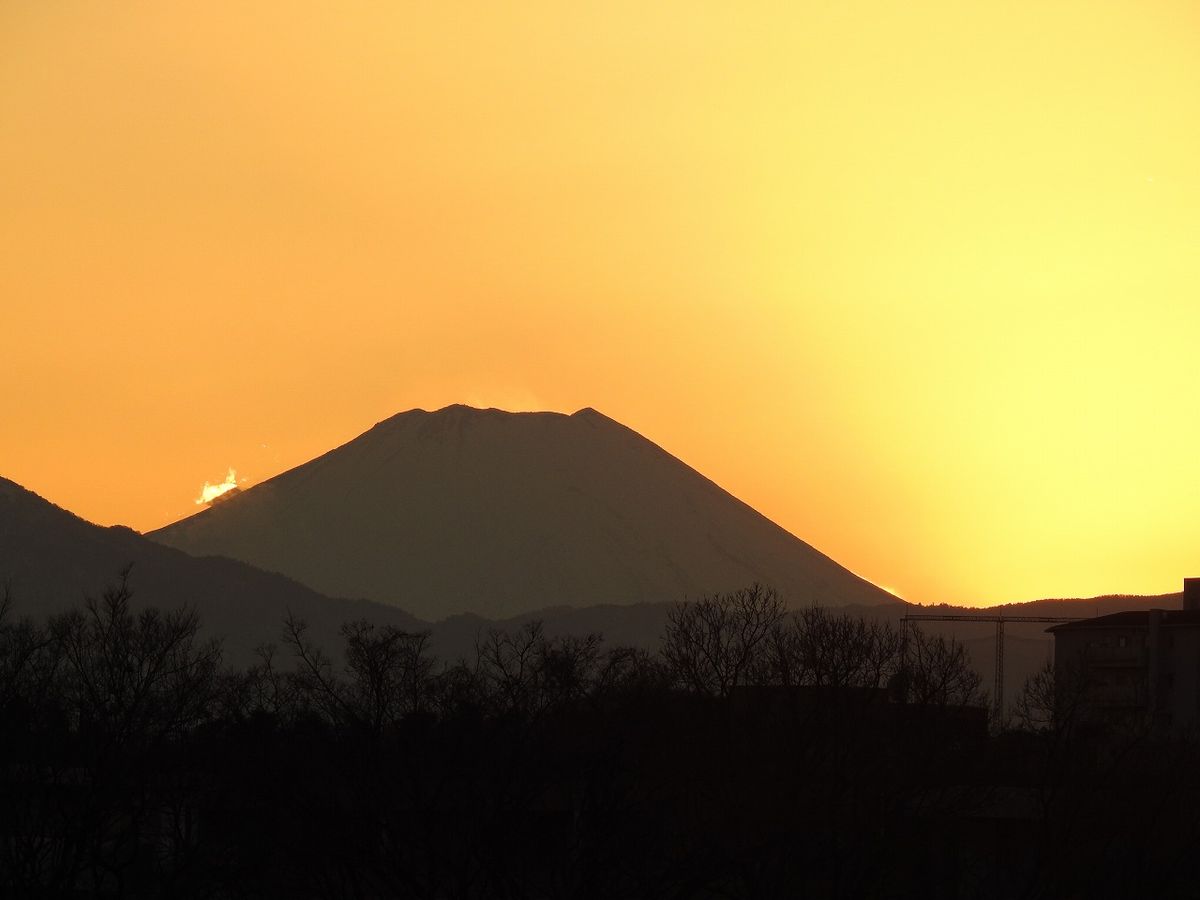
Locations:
196;468;241;505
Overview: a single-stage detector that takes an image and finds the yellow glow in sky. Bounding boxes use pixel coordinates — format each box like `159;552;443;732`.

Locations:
2;1;1197;606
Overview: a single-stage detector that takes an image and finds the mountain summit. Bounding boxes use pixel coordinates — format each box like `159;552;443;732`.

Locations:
148;406;896;618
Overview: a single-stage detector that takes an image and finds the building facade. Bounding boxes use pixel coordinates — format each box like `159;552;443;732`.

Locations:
1048;579;1200;733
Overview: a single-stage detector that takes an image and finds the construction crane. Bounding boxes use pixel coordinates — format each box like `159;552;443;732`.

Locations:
900;613;1085;726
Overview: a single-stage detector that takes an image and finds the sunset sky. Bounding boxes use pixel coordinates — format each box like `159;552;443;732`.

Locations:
3;1;1197;606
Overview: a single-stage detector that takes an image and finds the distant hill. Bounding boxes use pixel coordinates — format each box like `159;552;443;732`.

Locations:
0;477;422;666
148;405;897;619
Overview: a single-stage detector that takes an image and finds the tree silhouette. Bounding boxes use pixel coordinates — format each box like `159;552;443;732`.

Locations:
662;583;786;697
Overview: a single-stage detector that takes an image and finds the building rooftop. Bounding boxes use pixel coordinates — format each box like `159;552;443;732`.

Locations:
1047;609;1200;633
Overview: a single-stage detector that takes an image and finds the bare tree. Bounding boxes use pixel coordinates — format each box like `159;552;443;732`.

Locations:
0;583;62;717
30;570;225;895
662;584;787;697
1015;658;1094;737
52;570;223;745
227;642;299;720
1015;660;1057;733
283;613;436;732
902;626;986;708
341;619;435;729
281;611;345;722
473;621;609;717
769;607;903;690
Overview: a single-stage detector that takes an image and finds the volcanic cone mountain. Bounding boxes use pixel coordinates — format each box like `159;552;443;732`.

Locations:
149;406;897;619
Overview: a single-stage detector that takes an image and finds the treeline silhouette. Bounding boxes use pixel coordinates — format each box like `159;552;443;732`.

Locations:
2;577;1199;899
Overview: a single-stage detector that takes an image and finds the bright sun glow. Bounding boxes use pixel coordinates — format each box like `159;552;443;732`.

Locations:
196;468;241;505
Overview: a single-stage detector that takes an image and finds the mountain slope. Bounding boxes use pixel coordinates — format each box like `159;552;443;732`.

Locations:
149;405;896;619
0;476;422;665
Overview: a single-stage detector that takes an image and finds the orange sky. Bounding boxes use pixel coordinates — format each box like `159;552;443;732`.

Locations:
2;1;1198;606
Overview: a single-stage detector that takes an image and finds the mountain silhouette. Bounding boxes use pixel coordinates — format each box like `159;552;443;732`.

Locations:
0;476;422;665
149;405;897;619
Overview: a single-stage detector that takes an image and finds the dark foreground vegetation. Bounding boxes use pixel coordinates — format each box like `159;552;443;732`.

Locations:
2;577;1198;899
